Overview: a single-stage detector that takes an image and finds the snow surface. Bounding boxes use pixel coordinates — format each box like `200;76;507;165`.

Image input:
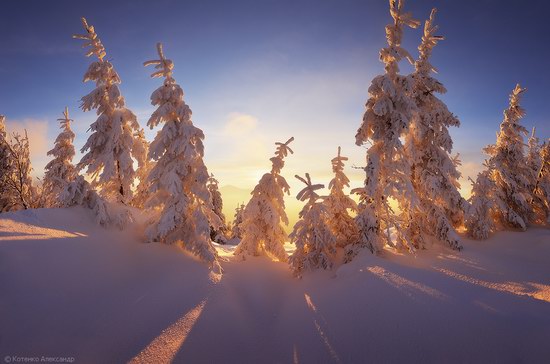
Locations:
1;207;550;363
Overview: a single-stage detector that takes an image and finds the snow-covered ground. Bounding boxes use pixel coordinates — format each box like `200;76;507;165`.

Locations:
1;207;549;363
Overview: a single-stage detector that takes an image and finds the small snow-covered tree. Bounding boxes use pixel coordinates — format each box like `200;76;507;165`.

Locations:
43;107;77;207
143;43;220;268
1;129;34;211
289;173;337;277
207;174;228;244
130;128;153;209
405;9;464;250
73;18;143;203
483;84;532;230
231;203;245;239
531;140;550;224
0;115;16;212
354;0;420;251
234;137;294;261
346;185;382;261
465;168;498;240
61;176;110;226
324;147;358;248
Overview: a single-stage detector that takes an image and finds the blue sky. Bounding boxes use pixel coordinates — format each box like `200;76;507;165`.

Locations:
1;0;549;216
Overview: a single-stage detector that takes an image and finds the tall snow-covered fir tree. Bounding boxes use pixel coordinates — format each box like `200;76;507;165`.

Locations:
405;9;464;250
43;107;77;207
73;17;143;203
324;147;358;248
234;137;294;261
143;43;220;268
207;174;228;244
482;84;532;230
354;0;420;251
231;203;245;239
289;173;337;277
525;128;549;224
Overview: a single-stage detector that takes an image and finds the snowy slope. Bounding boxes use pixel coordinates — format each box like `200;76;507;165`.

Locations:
1;207;549;363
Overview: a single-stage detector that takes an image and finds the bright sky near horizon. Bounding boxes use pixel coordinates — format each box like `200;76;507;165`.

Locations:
1;0;549;224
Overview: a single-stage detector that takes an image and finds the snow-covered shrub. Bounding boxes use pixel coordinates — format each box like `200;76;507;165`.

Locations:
230;203;245;239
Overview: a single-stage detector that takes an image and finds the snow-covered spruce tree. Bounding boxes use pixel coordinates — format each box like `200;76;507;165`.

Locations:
207;174;228;244
0;115;16;212
354;0;420;251
465;167;499;240
482;84;532;230
526;128;548;224
130;128;153;209
405;9;464;250
234;137;294;261
345;185;382;261
73;18;143;204
531;140;550;224
324;147;358;248
230;203;245;239
289;174;337;277
43;107;77;207
143;43;220;268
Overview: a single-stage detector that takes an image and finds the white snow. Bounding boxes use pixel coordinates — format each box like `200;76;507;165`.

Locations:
1;207;549;363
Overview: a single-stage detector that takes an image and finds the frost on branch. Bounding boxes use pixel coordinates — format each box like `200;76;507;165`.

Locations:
234;137;294;261
406;8;464;250
73;17;143;204
143;43;220;269
289;173;337;277
323;147;358;248
43;107;77;207
0;115;17;212
479;85;532;231
354;0;420;252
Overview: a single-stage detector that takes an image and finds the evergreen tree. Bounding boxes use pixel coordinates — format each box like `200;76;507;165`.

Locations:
289;173;337;277
0;115;16;212
324;147;358;248
61;175;111;227
346;185;382;261
207;174;228;244
143;43;220;269
130;128;153;209
234;137;294;261
73;17;144;203
482;84;532;230
231;203;245;240
354;0;420;251
465;167;498;240
406;9;464;250
43;107;77;207
531;140;550;224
